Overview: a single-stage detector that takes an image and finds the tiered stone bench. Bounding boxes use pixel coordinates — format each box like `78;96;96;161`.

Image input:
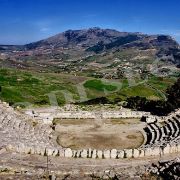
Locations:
0;101;63;156
143;110;180;148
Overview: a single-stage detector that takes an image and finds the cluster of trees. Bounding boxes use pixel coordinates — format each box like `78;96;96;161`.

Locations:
126;78;180;115
77;77;180;116
77;97;110;105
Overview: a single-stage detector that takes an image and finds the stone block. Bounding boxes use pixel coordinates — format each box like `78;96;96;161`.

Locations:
111;149;117;159
117;150;124;158
88;148;92;158
59;149;65;157
92;149;97;159
64;148;73;158
52;149;59;156
97;150;103;159
103;150;110;159
81;149;88;158
139;149;145;158
76;150;82;158
46;148;54;156
124;149;133;158
133;149;139;158
72;150;77;158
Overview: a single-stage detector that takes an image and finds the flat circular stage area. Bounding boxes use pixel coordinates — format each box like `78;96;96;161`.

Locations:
54;118;144;150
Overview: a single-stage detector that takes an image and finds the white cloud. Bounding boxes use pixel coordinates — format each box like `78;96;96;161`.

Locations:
40;27;50;32
161;29;180;37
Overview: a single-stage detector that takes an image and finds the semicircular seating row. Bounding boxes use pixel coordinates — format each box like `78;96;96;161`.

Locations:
0;103;62;156
143;114;180;147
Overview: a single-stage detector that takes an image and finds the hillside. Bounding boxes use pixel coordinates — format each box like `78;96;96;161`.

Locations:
0;28;180;79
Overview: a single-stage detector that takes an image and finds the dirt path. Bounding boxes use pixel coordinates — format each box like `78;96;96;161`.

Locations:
0;151;179;179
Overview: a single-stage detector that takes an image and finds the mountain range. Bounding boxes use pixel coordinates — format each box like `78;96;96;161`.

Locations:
0;27;180;78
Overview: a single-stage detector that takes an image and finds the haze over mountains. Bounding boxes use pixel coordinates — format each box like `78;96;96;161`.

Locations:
0;27;180;77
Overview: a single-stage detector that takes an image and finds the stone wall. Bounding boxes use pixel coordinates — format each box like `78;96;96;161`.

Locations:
25;108;151;124
4;142;180;159
7;143;179;159
62;143;180;159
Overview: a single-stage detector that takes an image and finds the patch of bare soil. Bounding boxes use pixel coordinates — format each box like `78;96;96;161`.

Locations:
55;118;144;150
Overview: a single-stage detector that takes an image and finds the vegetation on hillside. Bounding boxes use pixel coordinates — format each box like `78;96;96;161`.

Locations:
126;77;180;115
0;68;178;109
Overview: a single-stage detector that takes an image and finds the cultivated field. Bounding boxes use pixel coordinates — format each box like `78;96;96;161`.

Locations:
0;68;177;107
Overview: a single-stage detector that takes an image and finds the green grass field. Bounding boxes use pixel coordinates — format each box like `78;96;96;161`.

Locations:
0;68;177;107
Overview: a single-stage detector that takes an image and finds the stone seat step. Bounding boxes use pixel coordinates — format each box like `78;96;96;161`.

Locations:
176;114;180;119
151;124;162;142
148;124;158;144
164;122;172;136
168;119;179;138
172;117;180;127
144;126;153;145
173;120;180;137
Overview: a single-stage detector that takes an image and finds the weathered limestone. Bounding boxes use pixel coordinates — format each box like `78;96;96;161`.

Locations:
92;149;97;159
24;146;31;154
72;150;77;158
0;148;6;154
81;149;88;158
176;144;180;152
169;145;177;154
144;148;152;156
139;149;145;158
151;147;160;156
64;148;73;158
25;106;151;123
52;149;59;156
145;116;157;123
110;149;117;159
46;148;54;156
133;149;139;158
117;150;124;159
30;147;35;154
76;150;82;158
103;150;110;159
97;150;103;159
124;149;133;158
163;144;170;155
59;149;65;157
0;101;63;158
88;148;92;158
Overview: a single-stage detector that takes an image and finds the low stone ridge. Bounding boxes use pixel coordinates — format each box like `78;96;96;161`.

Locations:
24;106;151;124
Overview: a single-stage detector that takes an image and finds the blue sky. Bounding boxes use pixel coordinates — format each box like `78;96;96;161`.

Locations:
0;0;180;44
